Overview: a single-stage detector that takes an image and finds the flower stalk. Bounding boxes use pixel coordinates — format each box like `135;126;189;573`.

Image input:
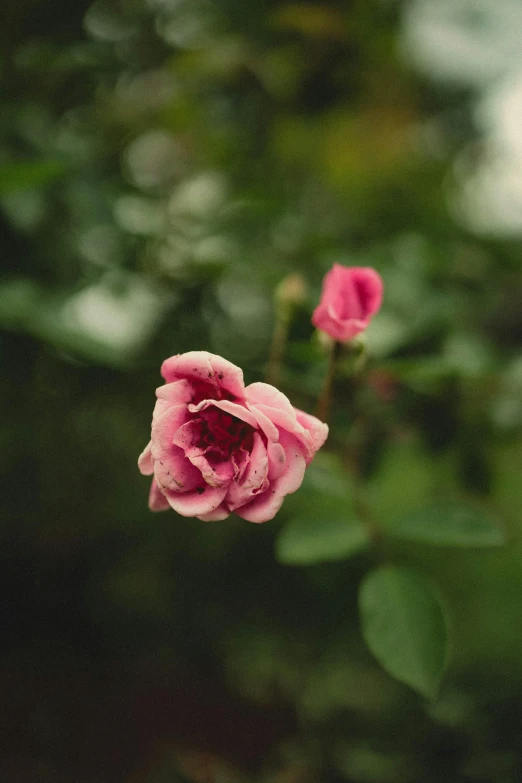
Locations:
266;273;307;386
315;338;342;422
266;311;290;387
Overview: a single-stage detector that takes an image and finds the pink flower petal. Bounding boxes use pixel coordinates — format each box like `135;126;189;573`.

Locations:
140;351;329;521
188;398;258;429
293;408;329;458
235;432;306;523
312;264;383;342
252;403;315;460
245;382;295;410
138;441;154;475
161;351;245;400
171;419;199;451
190;452;235;488
198;503;231;522
154;380;193;418
151;404;189;445
254;401;310;441
173;420;235;488
330;265;364;320
166;485;228;517
350;266;383;317
275;431;308;495
153;445;202;494
267;441;286;480
204;455;235;485
151;408;201;493
234;489;285;523
247;404;279;443
226;432;269;511
325;306;368;341
246;383;318;459
148;478;170;511
150;402;200;492
232;446;250;482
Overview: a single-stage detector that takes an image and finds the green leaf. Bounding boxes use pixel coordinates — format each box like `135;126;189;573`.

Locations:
0;160;66;194
359;566;448;699
276;510;371;565
276;452;370;565
302;451;354;499
0;279;41;326
387;503;506;547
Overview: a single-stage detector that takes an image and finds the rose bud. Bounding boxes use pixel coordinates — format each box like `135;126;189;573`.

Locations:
138;351;328;522
274;273;307;311
312;264;383;342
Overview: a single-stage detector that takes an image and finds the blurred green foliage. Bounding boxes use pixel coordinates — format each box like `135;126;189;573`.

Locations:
0;0;521;781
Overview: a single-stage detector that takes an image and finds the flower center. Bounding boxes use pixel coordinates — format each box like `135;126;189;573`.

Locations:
190;379;236;405
197;407;254;458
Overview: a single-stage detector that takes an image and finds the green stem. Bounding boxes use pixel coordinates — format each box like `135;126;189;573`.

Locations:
315;339;342;422
341;341;384;548
266;312;290;387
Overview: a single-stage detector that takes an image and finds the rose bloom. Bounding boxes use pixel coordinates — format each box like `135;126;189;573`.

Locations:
312;264;383;342
138;351;328;522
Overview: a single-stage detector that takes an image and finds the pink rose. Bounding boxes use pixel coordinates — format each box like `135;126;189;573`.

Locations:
138;351;328;523
312;264;383;342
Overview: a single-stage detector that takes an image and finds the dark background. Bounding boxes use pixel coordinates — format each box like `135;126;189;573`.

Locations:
1;0;521;780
